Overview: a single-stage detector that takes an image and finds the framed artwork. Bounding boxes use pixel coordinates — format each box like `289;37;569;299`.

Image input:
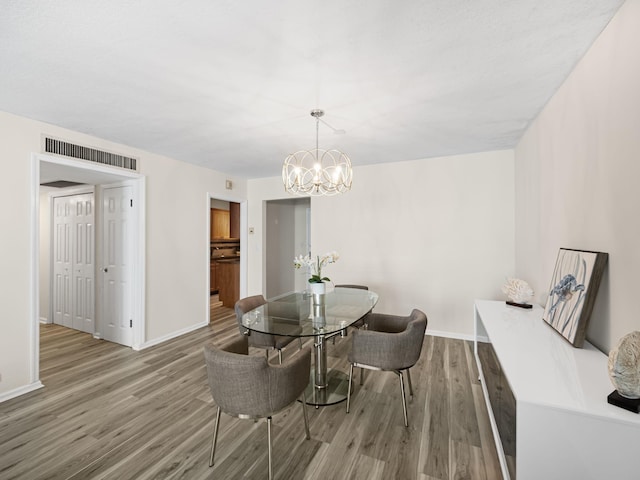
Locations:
543;248;608;348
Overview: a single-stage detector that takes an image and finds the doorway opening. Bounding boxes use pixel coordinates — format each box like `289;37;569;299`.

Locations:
264;197;310;299
207;195;247;328
31;153;145;388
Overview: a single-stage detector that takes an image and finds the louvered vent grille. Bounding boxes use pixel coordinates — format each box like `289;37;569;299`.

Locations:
44;137;138;171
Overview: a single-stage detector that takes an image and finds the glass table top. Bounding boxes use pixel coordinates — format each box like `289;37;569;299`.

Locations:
241;287;379;337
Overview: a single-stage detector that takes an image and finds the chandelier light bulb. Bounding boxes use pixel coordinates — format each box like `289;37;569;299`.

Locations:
332;166;342;182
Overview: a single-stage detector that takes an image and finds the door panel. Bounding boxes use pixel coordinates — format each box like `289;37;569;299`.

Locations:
52;193;95;333
102;185;133;347
52;196;73;328
72;196;95;333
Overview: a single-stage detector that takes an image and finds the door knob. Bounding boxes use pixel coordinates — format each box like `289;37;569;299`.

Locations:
103;267;108;273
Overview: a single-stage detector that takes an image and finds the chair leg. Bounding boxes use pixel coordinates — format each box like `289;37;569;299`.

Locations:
346;363;354;413
407;369;414;399
398;371;409;427
267;416;273;480
301;394;310;440
209;406;222;467
359;366;364;386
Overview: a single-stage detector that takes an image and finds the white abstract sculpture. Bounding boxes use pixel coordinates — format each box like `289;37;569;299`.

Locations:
608;331;640;399
502;278;534;304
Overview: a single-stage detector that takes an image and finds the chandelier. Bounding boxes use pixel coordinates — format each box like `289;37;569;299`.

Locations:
282;109;353;196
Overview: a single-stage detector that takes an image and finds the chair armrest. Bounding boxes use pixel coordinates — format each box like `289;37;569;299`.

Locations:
268;345;312;412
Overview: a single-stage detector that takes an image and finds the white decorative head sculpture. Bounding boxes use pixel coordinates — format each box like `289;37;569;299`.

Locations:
608;331;640;399
502;278;534;305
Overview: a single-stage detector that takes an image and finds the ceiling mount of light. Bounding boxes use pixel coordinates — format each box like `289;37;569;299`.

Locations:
282;109;353;196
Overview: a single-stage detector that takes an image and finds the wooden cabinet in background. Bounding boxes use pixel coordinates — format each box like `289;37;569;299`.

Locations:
210;239;239;297
211;208;230;239
210;262;219;293
229;202;240;238
217;261;239;307
210;204;240;240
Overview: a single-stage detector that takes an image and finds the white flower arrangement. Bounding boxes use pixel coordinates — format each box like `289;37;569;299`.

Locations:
294;251;339;283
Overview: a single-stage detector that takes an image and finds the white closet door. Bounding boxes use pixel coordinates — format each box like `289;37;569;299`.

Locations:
71;194;95;333
102;185;133;347
53;196;73;328
52;193;95;333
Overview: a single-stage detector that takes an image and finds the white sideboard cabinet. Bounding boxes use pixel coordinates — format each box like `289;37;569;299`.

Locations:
474;300;640;480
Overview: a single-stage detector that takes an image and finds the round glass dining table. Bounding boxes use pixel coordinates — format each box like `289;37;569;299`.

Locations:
241;287;378;406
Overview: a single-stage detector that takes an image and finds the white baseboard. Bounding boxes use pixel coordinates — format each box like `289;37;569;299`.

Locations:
0;381;44;404
135;324;470;350
135;320;209;351
39;317;50;324
426;329;475;342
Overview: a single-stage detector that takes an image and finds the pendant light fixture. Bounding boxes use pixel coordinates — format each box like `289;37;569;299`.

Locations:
282;109;353;196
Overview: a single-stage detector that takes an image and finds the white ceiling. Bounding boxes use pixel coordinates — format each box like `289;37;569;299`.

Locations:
0;0;624;180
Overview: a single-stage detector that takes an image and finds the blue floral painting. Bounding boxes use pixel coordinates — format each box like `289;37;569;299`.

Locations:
543;248;608;348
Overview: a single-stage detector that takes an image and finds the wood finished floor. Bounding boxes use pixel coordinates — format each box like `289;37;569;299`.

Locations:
0;297;501;479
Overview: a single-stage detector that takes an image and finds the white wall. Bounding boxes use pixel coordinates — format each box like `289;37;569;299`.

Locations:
0;110;247;398
39;186;55;323
249;150;515;338
0;113;37;396
515;0;640;353
141;153;246;342
211;199;230;210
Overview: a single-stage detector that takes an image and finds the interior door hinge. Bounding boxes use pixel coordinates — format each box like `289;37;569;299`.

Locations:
130;199;133;207
129;319;133;328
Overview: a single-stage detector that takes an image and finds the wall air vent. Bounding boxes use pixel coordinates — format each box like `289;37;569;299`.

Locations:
44;137;138;171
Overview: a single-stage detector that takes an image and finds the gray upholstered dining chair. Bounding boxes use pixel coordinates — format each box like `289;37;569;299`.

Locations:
345;308;427;427
204;335;312;480
235;295;300;364
334;284;369;290
334;284;369;329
